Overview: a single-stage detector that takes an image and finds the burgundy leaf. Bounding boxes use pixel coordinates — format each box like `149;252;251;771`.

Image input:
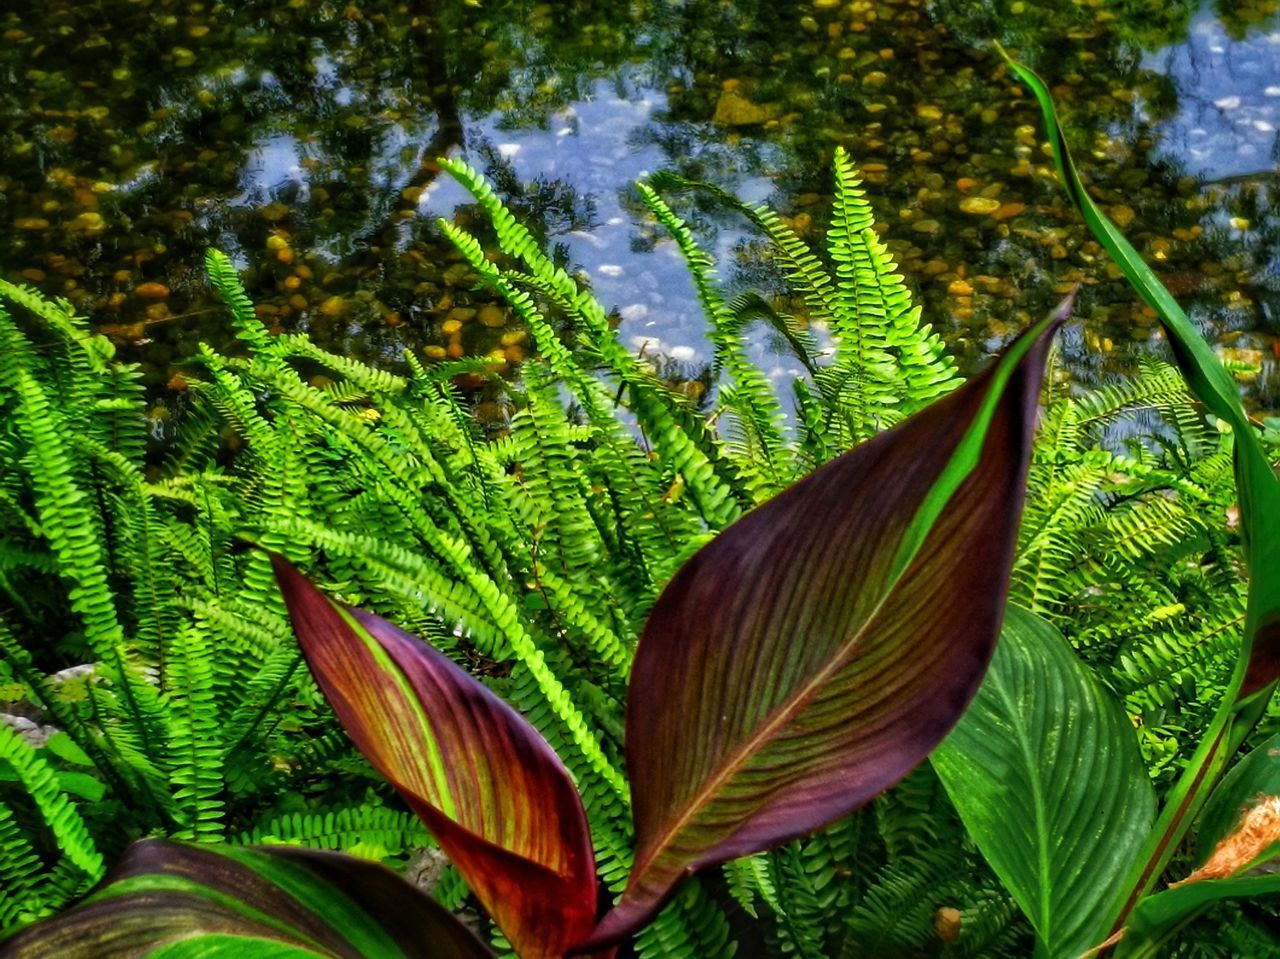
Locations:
272;558;599;959
584;301;1069;948
0;839;494;958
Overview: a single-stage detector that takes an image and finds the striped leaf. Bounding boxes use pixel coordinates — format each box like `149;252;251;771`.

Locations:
586;301;1070;947
0;839;493;958
271;558;597;959
931;605;1156;958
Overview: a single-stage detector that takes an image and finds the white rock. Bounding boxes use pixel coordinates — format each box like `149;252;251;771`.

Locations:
568;229;604;249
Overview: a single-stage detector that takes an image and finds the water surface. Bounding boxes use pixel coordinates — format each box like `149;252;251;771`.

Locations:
2;0;1277;421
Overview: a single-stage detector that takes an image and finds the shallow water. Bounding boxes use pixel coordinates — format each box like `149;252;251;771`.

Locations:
1;0;1277;423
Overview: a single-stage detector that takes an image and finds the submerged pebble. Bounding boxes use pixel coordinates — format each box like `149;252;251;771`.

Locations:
134;282;170;300
0;0;1272;414
958;196;1001;215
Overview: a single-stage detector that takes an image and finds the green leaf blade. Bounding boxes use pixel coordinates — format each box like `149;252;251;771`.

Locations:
1115;874;1280;959
932;605;1156;958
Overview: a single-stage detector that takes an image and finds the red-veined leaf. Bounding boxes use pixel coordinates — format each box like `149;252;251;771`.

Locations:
584;300;1070;947
0;839;493;958
272;558;598;959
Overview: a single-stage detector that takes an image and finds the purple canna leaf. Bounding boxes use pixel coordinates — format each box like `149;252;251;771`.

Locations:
272;558;600;959
583;299;1070;948
0;839;494;959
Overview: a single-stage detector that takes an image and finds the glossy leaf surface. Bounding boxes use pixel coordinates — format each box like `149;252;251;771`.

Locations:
272;558;597;959
587;302;1069;946
0;839;493;959
932;605;1156;958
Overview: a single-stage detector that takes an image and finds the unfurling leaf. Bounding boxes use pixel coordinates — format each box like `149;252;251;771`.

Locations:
932;605;1156;959
1113;746;1280;955
585;300;1070;947
272;558;597;959
1183;796;1280;886
0;839;493;958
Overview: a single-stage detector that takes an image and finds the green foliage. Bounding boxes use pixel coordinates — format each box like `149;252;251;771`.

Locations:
1011;354;1250;785
651;150;961;457
2;151;988;955
1008;54;1280;947
0;280;436;929
1;140;1269;958
934;607;1157;958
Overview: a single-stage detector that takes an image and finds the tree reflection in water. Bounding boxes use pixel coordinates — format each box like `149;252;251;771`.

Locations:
0;0;1275;414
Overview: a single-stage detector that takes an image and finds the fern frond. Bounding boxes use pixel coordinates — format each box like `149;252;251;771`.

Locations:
234;805;431;858
633;878;737;959
163;620;225;842
0;723;104;884
0;801;46;929
205;249;269;351
637;181;792;498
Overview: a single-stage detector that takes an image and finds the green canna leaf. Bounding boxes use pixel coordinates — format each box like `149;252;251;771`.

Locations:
585;299;1071;947
931;605;1157;959
0;839;493;958
998;45;1280;707
271;558;599;959
1112;874;1280;959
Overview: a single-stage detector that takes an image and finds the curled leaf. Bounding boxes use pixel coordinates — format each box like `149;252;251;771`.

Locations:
1181;795;1280;885
586;300;1070;946
272;558;598;959
1193;732;1280;880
